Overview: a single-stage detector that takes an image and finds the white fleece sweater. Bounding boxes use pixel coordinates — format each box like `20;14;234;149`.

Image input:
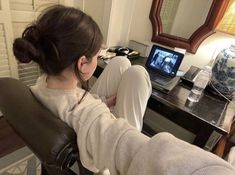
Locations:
30;75;235;175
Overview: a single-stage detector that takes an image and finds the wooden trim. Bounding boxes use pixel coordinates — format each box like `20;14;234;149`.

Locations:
214;119;235;157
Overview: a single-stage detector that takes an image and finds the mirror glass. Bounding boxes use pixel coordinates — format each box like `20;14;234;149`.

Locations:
150;0;229;53
160;0;213;39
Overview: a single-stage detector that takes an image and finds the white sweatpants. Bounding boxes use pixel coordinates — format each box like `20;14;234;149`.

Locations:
90;56;152;131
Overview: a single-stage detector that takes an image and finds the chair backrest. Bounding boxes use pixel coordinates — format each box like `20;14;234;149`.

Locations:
0;78;93;175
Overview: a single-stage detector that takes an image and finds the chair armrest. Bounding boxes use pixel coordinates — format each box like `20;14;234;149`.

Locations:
0;78;78;170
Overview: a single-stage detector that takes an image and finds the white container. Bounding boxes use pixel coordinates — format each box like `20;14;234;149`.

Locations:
210;44;235;99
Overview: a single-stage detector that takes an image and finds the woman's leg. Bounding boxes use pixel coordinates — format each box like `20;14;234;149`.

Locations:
90;57;131;175
90;56;131;97
112;65;152;131
91;57;152;131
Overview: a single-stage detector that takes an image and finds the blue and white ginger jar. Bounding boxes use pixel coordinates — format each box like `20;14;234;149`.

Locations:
211;45;235;99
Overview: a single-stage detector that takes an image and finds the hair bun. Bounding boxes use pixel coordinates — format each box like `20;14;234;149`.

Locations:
13;38;40;63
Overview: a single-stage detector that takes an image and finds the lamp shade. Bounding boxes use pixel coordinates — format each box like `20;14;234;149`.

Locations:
210;45;235;99
217;0;235;36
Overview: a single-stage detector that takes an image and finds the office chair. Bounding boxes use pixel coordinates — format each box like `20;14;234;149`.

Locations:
0;78;93;175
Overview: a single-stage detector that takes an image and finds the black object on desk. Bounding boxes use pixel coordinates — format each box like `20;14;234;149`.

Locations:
180;65;201;87
109;46;140;60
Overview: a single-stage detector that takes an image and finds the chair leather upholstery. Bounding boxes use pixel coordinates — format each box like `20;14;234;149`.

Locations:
0;78;93;175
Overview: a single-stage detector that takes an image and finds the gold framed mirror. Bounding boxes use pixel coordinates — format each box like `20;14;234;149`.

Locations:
149;0;230;54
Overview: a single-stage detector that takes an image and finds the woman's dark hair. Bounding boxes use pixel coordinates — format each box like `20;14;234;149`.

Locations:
13;5;103;89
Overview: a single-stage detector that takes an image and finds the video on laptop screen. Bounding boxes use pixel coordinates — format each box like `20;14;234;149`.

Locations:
145;45;184;77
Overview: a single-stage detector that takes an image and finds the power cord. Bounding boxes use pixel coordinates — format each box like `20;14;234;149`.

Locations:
209;80;235;130
209;80;235;107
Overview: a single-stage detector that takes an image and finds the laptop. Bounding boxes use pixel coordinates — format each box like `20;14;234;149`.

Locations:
145;45;184;93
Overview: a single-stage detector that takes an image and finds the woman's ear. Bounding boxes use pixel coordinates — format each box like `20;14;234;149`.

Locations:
77;56;88;73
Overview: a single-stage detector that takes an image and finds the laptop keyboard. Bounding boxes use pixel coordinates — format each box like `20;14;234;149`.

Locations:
149;73;172;85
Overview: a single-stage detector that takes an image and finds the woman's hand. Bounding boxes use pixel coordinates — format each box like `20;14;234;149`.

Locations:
106;95;116;108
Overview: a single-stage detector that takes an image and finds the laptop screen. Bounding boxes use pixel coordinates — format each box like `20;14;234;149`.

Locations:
145;45;184;78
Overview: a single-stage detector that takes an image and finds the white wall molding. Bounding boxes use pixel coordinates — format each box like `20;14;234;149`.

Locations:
102;0;113;45
73;0;85;10
105;0;136;47
64;0;75;7
119;0;136;46
78;0;136;47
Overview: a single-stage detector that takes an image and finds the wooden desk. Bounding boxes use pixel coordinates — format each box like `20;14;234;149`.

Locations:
94;58;233;148
146;84;228;148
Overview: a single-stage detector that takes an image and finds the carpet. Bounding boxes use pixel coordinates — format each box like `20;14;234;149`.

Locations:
0;147;41;175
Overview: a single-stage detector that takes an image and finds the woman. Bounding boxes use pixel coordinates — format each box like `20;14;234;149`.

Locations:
13;5;235;175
